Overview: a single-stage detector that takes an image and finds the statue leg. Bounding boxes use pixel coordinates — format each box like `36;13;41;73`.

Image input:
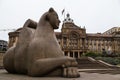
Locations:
27;57;80;78
63;67;80;78
62;60;80;78
45;67;63;77
27;56;75;77
45;66;80;77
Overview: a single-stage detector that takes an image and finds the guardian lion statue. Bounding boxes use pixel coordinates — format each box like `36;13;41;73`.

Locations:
3;8;80;78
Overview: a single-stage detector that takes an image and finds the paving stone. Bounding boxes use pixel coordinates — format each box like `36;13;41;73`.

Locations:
0;69;120;80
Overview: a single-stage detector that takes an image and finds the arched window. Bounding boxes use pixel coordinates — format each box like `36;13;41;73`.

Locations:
69;31;79;49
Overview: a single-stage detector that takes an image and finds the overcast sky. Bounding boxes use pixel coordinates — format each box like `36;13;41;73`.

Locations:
0;0;120;41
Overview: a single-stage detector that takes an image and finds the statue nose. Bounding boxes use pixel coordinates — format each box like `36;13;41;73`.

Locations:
59;20;61;23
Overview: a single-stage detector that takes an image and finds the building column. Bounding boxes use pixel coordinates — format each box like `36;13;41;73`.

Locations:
68;52;70;57
78;39;80;48
67;38;69;48
78;51;80;59
73;51;75;58
80;39;82;47
63;51;65;55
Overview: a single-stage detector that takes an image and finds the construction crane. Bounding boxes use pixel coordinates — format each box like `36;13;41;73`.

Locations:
0;29;16;32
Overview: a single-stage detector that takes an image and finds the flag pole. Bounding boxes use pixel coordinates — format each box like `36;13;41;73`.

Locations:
61;8;65;50
64;10;65;23
63;10;65;28
62;8;65;28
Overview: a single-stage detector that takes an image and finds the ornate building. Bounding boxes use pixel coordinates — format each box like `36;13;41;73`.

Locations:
103;27;120;35
56;13;87;58
8;13;120;58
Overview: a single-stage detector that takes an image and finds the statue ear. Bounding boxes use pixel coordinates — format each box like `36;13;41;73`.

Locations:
48;8;54;12
45;13;50;21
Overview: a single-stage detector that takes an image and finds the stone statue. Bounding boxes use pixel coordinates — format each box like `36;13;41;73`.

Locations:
3;8;80;78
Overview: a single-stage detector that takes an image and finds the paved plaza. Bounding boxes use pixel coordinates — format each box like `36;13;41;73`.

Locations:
0;69;120;80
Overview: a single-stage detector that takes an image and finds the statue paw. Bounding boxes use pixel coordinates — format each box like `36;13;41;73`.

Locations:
63;67;80;78
62;59;80;78
62;58;78;67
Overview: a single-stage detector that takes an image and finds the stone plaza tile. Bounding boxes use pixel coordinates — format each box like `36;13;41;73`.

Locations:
0;69;120;80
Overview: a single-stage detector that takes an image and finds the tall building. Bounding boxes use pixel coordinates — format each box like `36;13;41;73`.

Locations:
8;13;120;58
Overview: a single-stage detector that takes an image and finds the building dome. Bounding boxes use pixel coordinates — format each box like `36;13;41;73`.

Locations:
63;13;73;23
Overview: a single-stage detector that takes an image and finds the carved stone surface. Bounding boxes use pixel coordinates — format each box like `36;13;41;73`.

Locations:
3;8;80;78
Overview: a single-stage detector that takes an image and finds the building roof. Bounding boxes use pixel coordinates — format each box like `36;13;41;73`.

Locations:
103;27;120;35
87;33;113;38
0;40;7;43
63;13;74;23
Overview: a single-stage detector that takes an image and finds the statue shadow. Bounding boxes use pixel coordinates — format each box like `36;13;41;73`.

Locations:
0;69;73;80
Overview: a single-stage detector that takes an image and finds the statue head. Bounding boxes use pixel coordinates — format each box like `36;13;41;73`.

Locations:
46;8;61;29
40;8;61;29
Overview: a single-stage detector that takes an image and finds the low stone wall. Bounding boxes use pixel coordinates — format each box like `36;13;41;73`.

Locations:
0;52;5;68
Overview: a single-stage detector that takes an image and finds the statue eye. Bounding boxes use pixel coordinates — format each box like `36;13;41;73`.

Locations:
56;16;58;19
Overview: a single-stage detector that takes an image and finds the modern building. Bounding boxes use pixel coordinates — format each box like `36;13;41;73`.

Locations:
0;40;8;51
8;13;120;58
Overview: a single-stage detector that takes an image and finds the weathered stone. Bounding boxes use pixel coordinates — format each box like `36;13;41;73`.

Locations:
3;8;80;78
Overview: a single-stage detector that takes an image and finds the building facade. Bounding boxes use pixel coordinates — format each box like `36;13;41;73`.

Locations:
0;40;8;51
103;27;120;35
56;13;87;58
8;13;120;58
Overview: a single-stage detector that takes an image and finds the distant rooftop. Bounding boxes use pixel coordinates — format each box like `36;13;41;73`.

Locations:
87;33;113;38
